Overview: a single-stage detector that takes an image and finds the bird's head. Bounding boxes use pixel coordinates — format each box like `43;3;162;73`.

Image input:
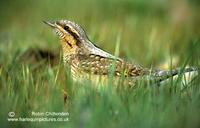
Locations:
44;19;117;62
44;20;88;56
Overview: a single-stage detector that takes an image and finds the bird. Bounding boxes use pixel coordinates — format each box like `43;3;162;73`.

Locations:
44;19;198;88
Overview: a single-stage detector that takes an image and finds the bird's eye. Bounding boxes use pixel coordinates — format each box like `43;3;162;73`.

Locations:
63;26;70;31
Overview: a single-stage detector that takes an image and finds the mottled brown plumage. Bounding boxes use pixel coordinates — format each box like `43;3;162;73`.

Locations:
44;20;198;87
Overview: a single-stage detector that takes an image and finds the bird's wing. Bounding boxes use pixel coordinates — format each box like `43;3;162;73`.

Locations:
77;53;149;77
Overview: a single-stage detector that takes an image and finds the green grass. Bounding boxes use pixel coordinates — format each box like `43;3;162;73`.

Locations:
0;0;200;127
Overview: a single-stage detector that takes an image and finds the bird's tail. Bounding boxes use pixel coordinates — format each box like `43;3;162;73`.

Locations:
151;67;199;83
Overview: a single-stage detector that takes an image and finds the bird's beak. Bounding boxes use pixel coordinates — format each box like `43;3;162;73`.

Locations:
43;20;56;28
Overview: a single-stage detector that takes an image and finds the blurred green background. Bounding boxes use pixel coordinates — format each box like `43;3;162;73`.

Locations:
0;0;200;127
1;0;200;66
